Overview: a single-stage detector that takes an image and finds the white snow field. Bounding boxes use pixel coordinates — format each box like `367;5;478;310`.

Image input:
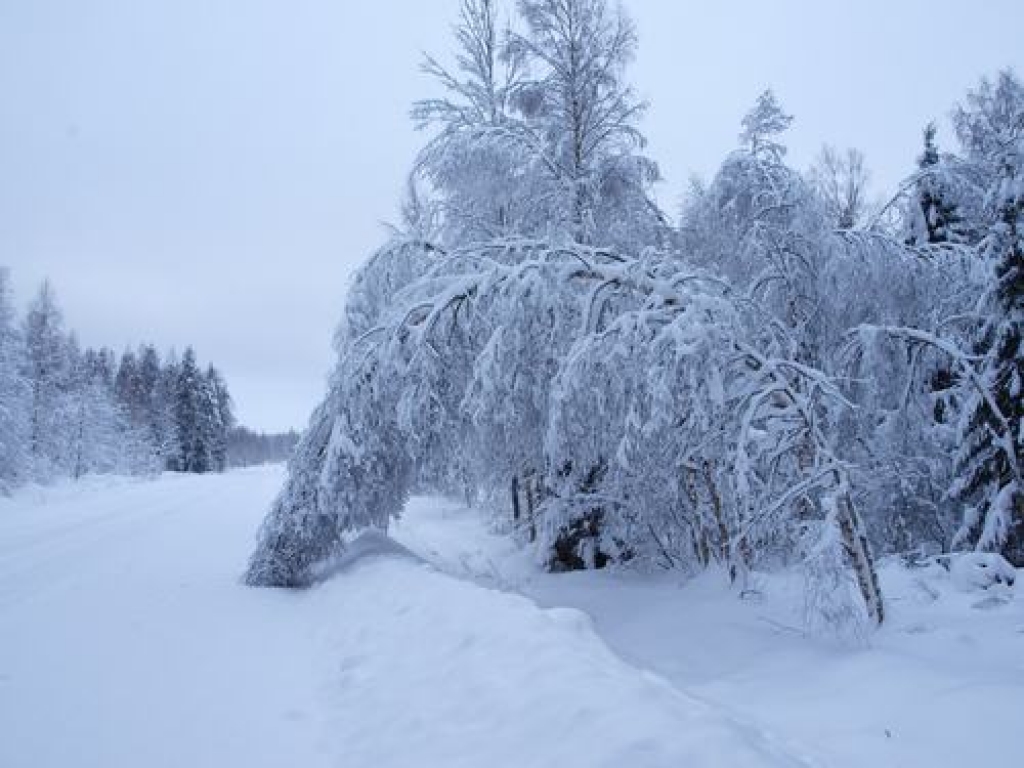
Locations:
0;468;1020;768
393;499;1024;768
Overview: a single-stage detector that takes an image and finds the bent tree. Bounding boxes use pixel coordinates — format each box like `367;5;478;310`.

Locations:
247;4;1024;632
246;238;885;627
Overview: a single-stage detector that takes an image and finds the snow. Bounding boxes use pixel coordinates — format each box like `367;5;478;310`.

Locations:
2;469;1021;767
1;468;804;768
392;497;1024;768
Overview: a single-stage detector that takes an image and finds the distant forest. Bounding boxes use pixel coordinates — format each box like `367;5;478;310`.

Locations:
227;427;300;469
0;275;296;492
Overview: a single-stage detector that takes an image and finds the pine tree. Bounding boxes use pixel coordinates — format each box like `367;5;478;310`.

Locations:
22;281;73;479
138;344;171;460
200;364;233;473
952;105;1024;564
81;346;117;390
174;347;210;473
95;347;117;389
906;123;964;245
739;89;794;158
159;350;182;471
114;348;142;425
0;269;30;490
67;342;125;478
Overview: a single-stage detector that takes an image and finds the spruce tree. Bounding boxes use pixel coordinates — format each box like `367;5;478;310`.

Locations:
114;349;142;424
952;131;1024;564
22;281;73;478
907;123;963;245
204;365;233;472
174;347;211;473
67;341;125;478
159;350;182;471
0;269;29;489
137;345;167;455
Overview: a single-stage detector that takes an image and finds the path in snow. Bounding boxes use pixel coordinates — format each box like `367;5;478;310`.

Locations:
0;468;805;768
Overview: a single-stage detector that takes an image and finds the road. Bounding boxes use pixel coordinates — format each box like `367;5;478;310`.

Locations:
0;467;801;768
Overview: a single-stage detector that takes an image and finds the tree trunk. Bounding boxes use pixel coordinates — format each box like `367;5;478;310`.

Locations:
835;490;885;625
526;473;537;543
511;474;521;524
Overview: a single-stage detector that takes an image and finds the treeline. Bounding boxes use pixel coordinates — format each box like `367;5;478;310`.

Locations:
227;427;299;468
0;276;235;491
247;0;1022;631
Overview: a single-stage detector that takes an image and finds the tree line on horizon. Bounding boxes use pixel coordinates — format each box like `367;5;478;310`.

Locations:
227;426;300;469
0;276;240;491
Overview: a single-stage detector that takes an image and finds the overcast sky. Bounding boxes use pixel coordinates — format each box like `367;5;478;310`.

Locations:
2;0;1022;432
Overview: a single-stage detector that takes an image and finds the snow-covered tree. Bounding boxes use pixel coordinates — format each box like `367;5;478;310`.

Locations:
22;281;74;480
905;123;967;245
245;236;884;624
950;83;1023;563
246;15;1022;636
157;349;183;470
841;74;1022;562
114;349;142;424
0;273;235;486
681;90;825;344
137;344;176;464
808;145;872;230
67;342;130;478
952;70;1024;184
739;89;793;157
204;365;234;473
161;349;234;475
226;427;299;468
413;0;664;251
174;347;212;473
412;0;531;243
0;269;30;491
506;0;663;248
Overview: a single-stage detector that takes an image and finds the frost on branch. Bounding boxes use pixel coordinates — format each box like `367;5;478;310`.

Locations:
244;7;1022;629
245;236;885;625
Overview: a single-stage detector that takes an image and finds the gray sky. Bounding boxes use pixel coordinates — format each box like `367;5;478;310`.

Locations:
2;0;1022;432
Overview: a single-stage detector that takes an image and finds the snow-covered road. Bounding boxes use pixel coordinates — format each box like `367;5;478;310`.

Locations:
0;468;805;768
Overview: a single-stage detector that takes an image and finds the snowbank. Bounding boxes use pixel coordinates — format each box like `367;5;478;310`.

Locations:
393;496;1024;768
0;468;800;767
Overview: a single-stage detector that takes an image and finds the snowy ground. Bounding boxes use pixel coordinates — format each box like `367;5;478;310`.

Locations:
393;498;1024;768
1;468;1020;767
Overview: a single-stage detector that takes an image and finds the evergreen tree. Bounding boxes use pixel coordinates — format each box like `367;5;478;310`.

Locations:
159;350;182;471
952;118;1024;564
174;347;210;473
22;281;73;478
114;348;142;425
226;427;299;467
906;123;964;245
0;269;30;490
739;89;794;157
95;347;117;388
138;344;172;461
67;342;126;478
81;346;117;390
204;365;234;473
0;275;234;485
